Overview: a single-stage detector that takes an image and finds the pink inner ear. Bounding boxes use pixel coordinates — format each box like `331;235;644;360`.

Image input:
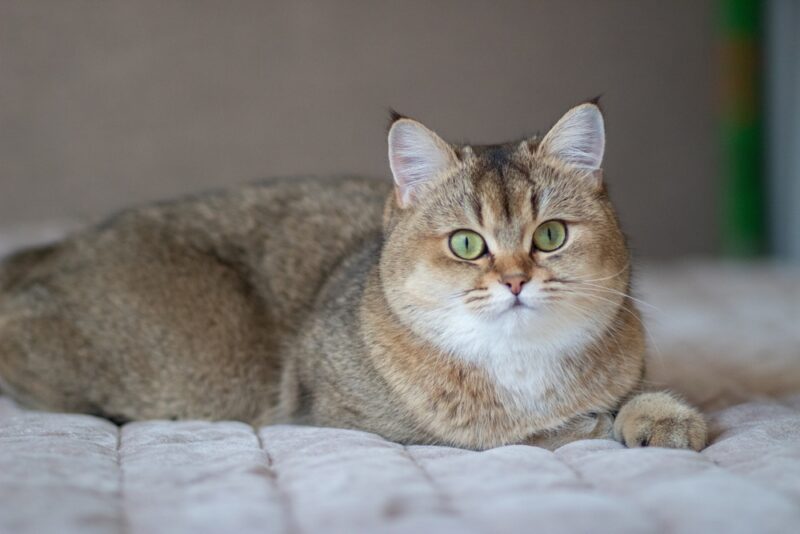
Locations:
390;151;422;204
391;153;420;186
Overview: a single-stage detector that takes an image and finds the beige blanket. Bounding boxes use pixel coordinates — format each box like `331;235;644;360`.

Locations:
1;228;799;533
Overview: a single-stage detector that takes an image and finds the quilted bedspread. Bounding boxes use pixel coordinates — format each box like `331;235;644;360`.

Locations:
1;226;799;534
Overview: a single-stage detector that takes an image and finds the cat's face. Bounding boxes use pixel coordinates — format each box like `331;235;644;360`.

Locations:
381;104;631;361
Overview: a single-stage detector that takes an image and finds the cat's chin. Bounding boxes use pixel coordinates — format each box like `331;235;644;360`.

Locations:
489;305;549;331
506;298;540;312
484;297;545;318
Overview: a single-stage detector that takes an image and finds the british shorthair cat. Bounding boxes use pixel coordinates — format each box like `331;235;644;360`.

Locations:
0;102;706;450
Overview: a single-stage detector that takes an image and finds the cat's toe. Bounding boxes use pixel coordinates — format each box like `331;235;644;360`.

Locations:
614;392;707;451
623;415;704;449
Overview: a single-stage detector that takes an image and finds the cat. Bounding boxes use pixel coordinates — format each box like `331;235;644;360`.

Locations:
0;102;706;450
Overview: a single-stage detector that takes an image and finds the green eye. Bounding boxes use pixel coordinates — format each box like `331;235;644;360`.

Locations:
533;220;567;252
449;230;486;260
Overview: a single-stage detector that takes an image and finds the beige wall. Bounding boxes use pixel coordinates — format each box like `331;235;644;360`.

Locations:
0;0;717;257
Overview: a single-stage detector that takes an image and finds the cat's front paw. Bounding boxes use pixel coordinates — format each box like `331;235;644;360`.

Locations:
613;392;707;451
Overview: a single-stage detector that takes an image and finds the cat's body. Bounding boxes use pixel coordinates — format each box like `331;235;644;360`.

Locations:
0;104;707;450
0;176;388;425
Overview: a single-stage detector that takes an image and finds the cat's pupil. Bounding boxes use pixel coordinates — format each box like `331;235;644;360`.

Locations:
547;227;552;242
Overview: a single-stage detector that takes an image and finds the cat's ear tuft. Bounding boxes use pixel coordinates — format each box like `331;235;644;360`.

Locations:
388;117;458;208
537;103;605;173
387;108;407;129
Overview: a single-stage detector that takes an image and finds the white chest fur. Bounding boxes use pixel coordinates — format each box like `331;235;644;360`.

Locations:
416;306;598;414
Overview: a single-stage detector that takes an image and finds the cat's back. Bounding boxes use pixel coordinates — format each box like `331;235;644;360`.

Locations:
4;175;391;314
120;174;390;250
168;175;391;319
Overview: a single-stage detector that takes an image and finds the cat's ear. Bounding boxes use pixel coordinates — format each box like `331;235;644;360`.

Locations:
536;103;605;177
388;115;459;208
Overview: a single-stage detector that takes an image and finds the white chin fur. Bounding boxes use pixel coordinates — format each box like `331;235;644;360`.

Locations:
405;286;616;414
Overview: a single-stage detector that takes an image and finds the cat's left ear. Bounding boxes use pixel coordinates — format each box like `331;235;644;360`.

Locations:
535;103;605;184
388;115;459;208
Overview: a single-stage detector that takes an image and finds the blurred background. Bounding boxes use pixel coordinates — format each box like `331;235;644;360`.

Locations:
0;0;796;260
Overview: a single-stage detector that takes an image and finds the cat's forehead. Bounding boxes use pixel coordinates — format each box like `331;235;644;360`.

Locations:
467;161;533;227
468;142;526;168
424;143;597;235
464;144;539;212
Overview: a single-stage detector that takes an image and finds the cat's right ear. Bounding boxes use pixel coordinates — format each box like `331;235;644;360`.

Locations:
388;115;459;208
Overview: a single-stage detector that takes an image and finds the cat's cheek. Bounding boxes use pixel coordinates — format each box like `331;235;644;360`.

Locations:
399;261;475;306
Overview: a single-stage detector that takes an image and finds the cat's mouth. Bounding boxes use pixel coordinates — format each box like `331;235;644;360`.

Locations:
505;297;538;313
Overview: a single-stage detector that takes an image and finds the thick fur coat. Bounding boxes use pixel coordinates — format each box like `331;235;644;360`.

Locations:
0;104;706;450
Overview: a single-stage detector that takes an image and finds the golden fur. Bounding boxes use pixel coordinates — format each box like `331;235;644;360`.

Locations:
0;103;706;450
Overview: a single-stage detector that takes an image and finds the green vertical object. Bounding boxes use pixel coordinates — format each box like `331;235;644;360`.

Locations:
719;0;764;256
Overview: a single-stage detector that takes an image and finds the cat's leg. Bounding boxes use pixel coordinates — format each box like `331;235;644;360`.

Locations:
527;412;615;450
613;391;707;451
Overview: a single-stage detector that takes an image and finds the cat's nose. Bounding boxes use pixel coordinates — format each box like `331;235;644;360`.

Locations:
501;273;528;296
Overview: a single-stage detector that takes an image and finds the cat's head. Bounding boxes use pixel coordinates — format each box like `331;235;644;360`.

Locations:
380;103;631;360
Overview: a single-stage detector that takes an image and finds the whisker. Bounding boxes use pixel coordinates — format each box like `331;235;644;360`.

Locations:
557;289;664;365
552;296;650;363
567;282;659;311
447;287;488;301
564;264;631;284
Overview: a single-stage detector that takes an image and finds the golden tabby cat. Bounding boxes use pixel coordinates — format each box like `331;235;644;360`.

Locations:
0;103;706;450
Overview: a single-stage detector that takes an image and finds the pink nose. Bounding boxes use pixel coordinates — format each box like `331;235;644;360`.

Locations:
502;274;528;296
